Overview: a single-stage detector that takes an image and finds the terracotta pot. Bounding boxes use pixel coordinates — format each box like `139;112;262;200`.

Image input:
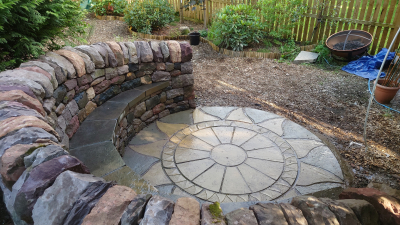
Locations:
374;79;400;104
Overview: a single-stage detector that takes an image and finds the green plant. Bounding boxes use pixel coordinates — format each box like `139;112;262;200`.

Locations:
257;0;306;40
199;29;208;38
92;0;126;16
0;0;87;71
313;40;332;64
263;40;273;48
209;202;223;220
124;0;175;34
280;39;300;60
208;4;264;51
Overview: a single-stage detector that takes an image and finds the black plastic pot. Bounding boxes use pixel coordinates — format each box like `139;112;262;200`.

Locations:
189;32;200;45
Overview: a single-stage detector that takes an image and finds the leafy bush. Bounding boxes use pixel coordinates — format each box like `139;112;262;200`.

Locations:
92;0;126;16
124;0;175;34
0;0;87;71
257;0;306;39
208;4;264;51
199;29;208;38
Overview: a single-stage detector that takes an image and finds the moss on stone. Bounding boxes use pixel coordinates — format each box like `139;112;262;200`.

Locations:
209;202;223;219
24;145;45;157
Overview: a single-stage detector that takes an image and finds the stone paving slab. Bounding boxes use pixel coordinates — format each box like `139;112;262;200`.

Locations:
125;107;345;205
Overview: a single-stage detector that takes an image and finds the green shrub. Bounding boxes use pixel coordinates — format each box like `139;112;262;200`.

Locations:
257;0;306;39
92;0;126;16
124;0;175;34
199;29;208;38
0;0;87;71
208;4;264;51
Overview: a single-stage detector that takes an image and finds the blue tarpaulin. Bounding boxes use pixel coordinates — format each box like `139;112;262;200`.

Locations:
341;48;396;80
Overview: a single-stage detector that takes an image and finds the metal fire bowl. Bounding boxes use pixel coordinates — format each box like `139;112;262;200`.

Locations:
326;30;373;60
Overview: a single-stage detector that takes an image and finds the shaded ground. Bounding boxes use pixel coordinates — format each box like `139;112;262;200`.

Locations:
191;42;400;189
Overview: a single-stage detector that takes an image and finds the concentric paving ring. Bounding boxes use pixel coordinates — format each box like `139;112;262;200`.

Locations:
161;120;299;202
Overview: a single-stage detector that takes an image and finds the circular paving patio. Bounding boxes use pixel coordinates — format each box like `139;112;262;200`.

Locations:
123;107;345;203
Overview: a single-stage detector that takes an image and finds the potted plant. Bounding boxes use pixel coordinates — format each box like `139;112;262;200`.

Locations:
375;49;400;104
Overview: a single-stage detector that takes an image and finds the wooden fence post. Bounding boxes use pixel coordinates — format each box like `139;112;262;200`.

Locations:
180;0;184;23
203;0;207;29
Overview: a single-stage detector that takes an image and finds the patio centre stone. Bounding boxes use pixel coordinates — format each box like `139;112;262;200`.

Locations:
124;107;345;203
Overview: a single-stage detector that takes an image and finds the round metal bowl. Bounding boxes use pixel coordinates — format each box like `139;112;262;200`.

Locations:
326;30;373;60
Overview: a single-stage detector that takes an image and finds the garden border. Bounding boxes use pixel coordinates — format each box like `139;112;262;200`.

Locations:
95;14;317;60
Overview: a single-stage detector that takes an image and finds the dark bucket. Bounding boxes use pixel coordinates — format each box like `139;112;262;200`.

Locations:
189;32;200;45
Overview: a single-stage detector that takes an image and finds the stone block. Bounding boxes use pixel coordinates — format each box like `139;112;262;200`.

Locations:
117;65;129;75
120;194;152;225
0;116;59;140
141;195;174;225
0;84;38;100
37;58;67;85
165;62;174;72
45;51;77;78
91;69;105;79
118;42;130;64
32;171;104;225
74;91;89;109
320;198;361;225
152;71;171;82
63;46;96;74
93;85;121;106
42;97;56;114
27;145;68;169
90;44;110;67
250;203;289;225
137;41;154;63
55;49;86;77
279;203;308;225
172;74;194;88
17;65;57;89
146;95;160;110
53;86;67;105
129;63;139;73
293;51;319;64
105;67;118;80
170;70;182;77
111;75;126;85
337;199;379;225
14;155;90;223
120;78;141;92
225;208;258;225
180;42;193;62
181;62;193;74
63;89;75;104
94;80;111;94
86;87;95;100
159;109;170;118
156;62;166;71
139;62;156;71
153;103;166;115
124;42;139;64
75;45;105;69
167;88;184;99
66;115;80;138
160;41;170;62
167;41;181;63
0;143;43;189
339;188;400;225
140;110;153;121
169;197;200;225
141;75;152;85
0;100;45;122
63;182;114;225
64;79;78;91
77;74;93;86
81;185;137;225
91;77;105;87
291;196;339;225
149;41;163;62
0;69;53;98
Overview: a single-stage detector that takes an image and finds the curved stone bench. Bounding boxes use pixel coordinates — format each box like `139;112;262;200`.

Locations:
70;82;170;193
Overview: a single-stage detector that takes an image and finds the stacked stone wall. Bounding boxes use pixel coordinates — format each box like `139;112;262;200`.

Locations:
0;40;195;224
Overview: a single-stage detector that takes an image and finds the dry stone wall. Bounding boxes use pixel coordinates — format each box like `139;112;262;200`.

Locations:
0;40;195;224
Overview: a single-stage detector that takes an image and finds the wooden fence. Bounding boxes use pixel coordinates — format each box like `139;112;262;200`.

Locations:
100;0;400;53
162;0;400;54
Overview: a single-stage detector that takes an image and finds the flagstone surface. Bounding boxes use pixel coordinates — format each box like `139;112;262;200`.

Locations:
123;107;344;203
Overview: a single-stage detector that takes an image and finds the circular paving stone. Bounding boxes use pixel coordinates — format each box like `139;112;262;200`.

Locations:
126;107;345;203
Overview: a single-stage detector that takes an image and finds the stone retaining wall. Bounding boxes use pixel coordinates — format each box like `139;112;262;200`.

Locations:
0;40;195;224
